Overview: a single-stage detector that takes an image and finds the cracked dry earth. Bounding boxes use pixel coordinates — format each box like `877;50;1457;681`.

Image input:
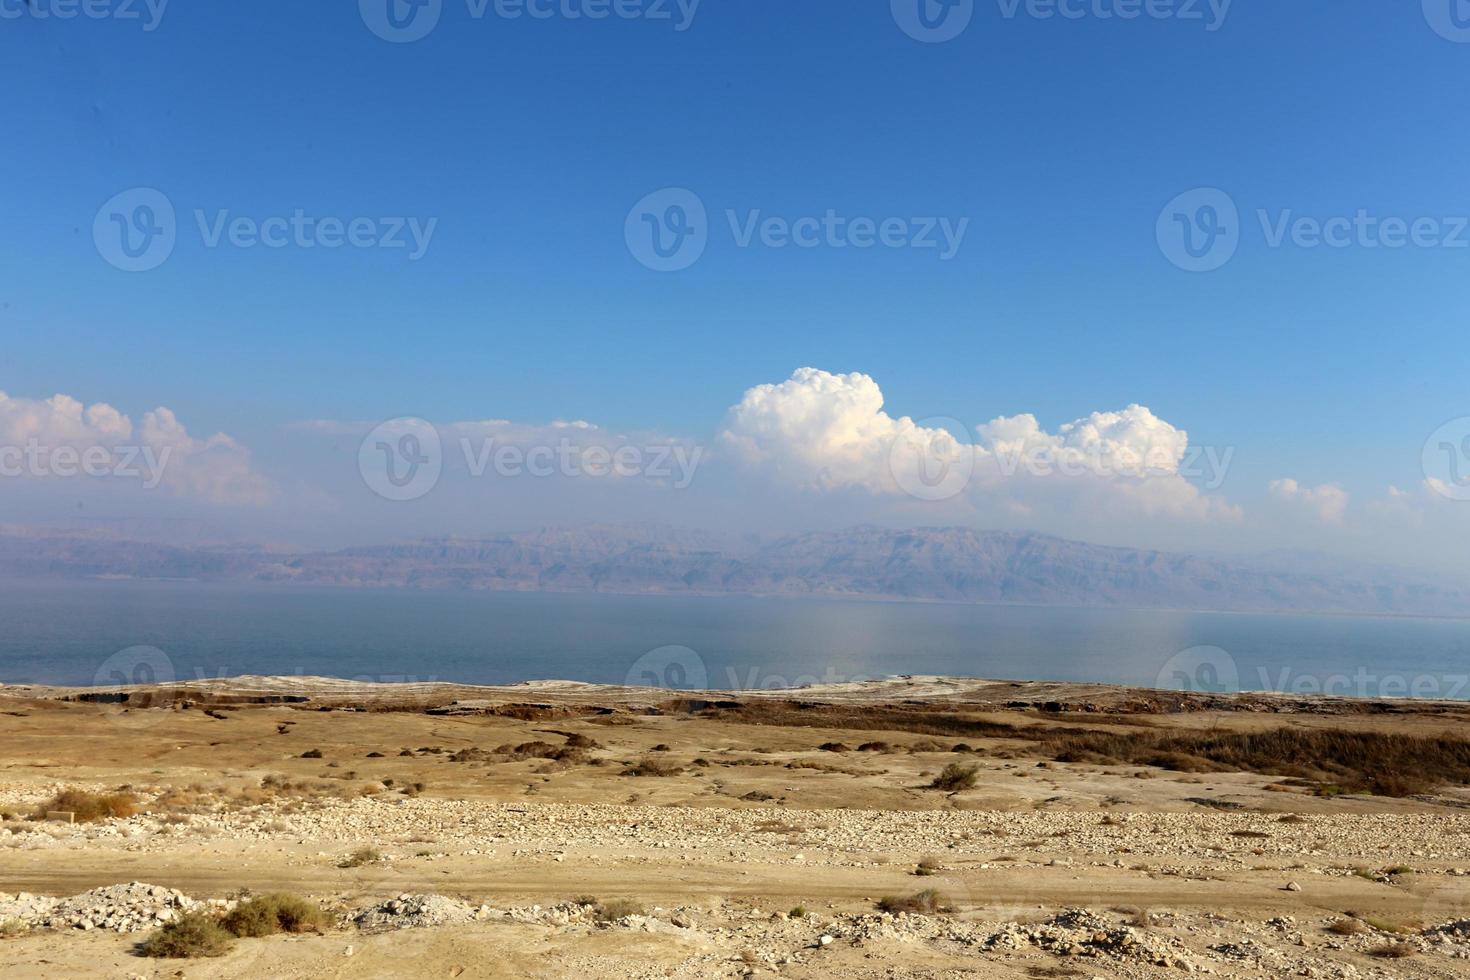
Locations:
3;678;1470;977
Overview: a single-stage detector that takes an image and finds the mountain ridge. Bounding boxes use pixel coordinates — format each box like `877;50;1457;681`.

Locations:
0;524;1464;618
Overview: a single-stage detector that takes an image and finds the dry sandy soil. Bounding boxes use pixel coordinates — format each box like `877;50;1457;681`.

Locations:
3;675;1470;977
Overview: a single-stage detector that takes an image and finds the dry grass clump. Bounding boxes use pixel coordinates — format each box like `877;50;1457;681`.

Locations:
337;847;381;868
257;774;375;804
222;893;331;937
136;912;234;958
1369;941;1417;959
623;758;683;777
0;917;29;938
876;889;950;915
1358;914;1414;934
928;763;979;791
564;733;601;749
915;856;943;876
1326;918;1366;935
33;788;140;823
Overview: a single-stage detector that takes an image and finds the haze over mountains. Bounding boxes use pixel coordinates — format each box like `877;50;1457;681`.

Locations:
1;524;1465;619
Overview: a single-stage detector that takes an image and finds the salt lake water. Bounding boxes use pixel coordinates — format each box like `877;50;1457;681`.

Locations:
1;580;1468;699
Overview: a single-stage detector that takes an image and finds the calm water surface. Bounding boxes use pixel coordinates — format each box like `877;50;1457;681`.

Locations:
1;580;1468;699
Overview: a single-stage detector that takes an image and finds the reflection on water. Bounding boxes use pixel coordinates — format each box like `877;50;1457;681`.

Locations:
1;580;1468;699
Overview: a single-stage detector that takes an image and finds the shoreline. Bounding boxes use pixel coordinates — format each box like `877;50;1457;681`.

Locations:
9;672;1470;716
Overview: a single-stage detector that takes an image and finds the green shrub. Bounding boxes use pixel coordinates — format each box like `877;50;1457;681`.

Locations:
136;912;234;958
32;788;139;823
223;893;331;937
928;763;978;791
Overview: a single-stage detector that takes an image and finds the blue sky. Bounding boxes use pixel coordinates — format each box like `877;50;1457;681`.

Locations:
2;1;1469;566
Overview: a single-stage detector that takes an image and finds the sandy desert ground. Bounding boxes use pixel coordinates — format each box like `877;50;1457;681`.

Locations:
3;675;1470;977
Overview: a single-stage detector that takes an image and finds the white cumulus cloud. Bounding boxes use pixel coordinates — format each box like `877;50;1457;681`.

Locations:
720;367;1237;521
0;391;270;506
1269;478;1349;525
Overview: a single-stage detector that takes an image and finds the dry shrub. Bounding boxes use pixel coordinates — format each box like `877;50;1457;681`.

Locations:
33;788;139;823
623;758;683;777
338;847;380;868
1370;942;1416;959
877;889;949;915
223;892;331;937
136;912;234;958
928;763;979;791
1326;918;1365;935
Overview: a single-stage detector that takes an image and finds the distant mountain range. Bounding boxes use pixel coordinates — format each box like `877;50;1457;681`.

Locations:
0;524;1465;618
